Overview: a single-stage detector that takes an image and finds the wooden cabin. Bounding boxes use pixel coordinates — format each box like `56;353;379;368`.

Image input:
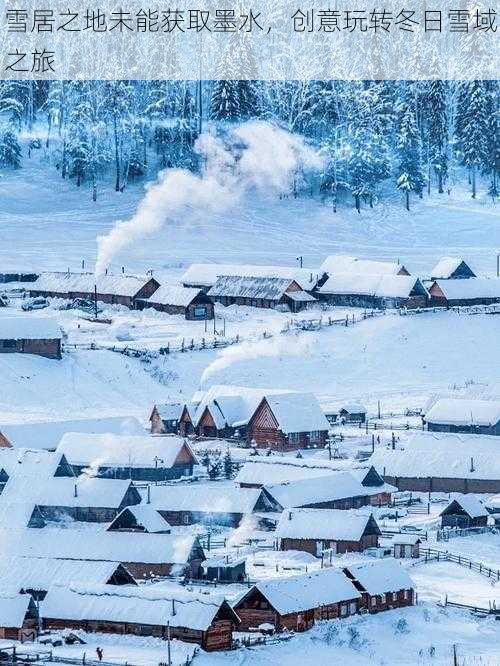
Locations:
392;534;422;559
320;255;410;277
202;553;246;583
57;433;198;483
0;316;62;359
30;272;160;309
428;278;500;308
207;276;317;313
150;403;183;434
343;561;415;614
0;271;38;283
429;257;476;281
338;402;367;424
136;285;214;320
0;595;38;642
318;274;428;309
178;403;196;436
233;568;361;632
440;495;489;529
276;508;380;556
247;392;330;451
424;398;500;436
107;506;172;534
41;586;240;651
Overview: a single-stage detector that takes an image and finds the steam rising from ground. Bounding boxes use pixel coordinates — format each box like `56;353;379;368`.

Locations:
95;122;322;275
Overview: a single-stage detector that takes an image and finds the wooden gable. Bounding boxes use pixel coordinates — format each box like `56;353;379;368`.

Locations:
428;282;446;298
179;405;193;426
284;280;303;294
198;406;217;429
0;432;12;448
173;442;197;466
249;398;280;431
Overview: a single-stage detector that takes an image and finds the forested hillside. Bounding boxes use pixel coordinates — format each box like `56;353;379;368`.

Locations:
0;79;497;209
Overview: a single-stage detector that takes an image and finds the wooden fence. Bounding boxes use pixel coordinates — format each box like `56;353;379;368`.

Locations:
418;547;500;581
442;597;500;617
437;525;496;542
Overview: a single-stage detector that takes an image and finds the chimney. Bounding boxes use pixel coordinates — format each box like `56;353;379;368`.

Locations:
470;457;475;473
288;510;292;521
147;485;151;504
172;599;176;616
122;266;125;274
105;268;108;275
74;483;78;498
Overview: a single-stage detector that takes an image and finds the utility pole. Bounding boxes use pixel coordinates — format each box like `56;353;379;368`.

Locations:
296;256;303;268
497;253;500;278
94;285;98;319
167;621;172;666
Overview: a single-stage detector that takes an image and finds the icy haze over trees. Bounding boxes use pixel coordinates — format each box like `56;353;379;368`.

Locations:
0;79;497;209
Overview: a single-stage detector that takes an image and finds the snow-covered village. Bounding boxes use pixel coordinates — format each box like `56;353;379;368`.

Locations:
0;73;499;666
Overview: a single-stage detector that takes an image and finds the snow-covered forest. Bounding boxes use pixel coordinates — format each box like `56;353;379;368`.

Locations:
0;79;497;209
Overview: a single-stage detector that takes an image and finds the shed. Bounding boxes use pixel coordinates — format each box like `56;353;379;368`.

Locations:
430;257;476;280
428;278;500;308
136;285;214;320
208;276;316;313
338;402;367;424
107;506;172;534
392;534;422;559
41;585;240;651
276;508;380;556
233;568;361;632
202;553;246;583
150;403;183;434
56;433;198;482
0;594;38;642
424;398;500;436
247;392;330;451
440;494;489;529
343;560;415;613
0;315;62;359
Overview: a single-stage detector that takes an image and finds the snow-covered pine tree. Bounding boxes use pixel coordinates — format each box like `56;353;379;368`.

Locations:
397;90;426;211
485;81;499;200
0;129;21;168
426;80;448;194
455;80;490;198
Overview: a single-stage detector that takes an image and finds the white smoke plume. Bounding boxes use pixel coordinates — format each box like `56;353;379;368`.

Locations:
200;333;316;388
94;121;323;275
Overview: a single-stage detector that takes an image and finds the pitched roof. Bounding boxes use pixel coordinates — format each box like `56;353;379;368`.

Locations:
276;508;378;541
0;416;144;451
140;285;204;307
42;584;235;631
148;482;266;515
242;568;361;615
344;560;414;595
369;432;500;480
441;494;489;519
0;314;61;340
0;448;68;479
32;272;158;298
56;433;197;469
425;398;500;427
154;403;184;421
261;393;330;434
2;528;199;565
0;594;33;628
108;506;171;533
319;274;425;299
265;472;369;508
430;257;471;279
320;255;408;276
208;275;300;301
182;263;320;291
431;278;500;300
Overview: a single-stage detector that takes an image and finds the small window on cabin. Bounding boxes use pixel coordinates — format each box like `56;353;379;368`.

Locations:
259;600;269;609
349;602;357;615
392;592;397;602
1;340;16;348
182;515;190;525
371;597;377;607
194;307;206;317
340;604;348;617
381;594;386;604
404;590;409;599
289;432;300;443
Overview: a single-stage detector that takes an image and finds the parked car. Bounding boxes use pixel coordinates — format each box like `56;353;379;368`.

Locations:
22;297;49;311
60;298;101;315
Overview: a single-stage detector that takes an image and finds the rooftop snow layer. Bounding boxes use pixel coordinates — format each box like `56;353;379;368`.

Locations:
208;275;302;300
320;255;408;276
56;433;196;469
424;398;500;426
147;481;265;515
276;508;377;541
430;257;469;279
108;506;171;533
432;278;500;299
32;272;157;297
344;560;414;595
264;472;369;508
262;392;331;434
441;494;489;519
0;594;32;628
182;263;321;290
0;314;61;340
140;284;204;307
319;274;425;299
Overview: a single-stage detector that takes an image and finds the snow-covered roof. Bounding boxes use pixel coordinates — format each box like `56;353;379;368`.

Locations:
430;257;470;279
0;594;33;628
182;263;320;291
441;494;489;519
369;432;500;480
202;552;246;569
2;528;199;565
194;385;289;430
424;398;500;427
0;557;132;593
339;402;367;414
32;272;158;298
108;506;171;533
148;482;265;515
391;534;421;545
261;393;331;434
431;278;500;300
0;314;61;340
42;584;233;631
56;433;197;469
276;508;377;541
140;285;204;307
243;568;361;614
320;255;408;276
0;448;68;480
0;502;43;529
0;417;144;451
208;275;302;301
265;472;369;508
154;403;184;421
345;560;414;595
319;274;425;299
